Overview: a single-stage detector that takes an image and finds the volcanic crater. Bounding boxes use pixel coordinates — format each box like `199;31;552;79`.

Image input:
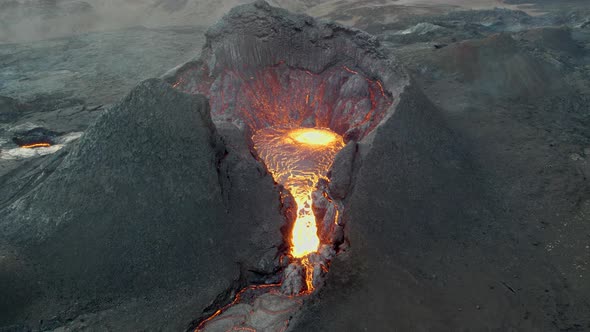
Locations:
2;1;590;331
165;1;411;330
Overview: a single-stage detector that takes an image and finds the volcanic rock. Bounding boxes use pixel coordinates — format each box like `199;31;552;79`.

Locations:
292;22;590;332
12;127;61;146
167;0;407;139
200;292;301;332
291;77;501;332
329;225;344;245
280;263;305;296
0;78;285;330
0;96;27;123
215;121;287;275
328;140;357;199
318;203;337;243
247;293;302;329
311;188;329;220
2;1;590;331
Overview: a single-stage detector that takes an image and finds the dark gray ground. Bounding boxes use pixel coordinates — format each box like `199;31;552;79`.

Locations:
293;5;590;331
0;79;286;330
1;0;589;331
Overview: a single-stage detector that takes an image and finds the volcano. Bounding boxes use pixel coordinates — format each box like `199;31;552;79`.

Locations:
161;2;415;329
2;1;590;331
0;1;464;331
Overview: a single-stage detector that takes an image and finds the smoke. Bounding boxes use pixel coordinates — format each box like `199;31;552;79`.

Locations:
0;0;529;43
0;0;278;43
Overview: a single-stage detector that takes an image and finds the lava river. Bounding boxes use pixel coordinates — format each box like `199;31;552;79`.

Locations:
252;127;345;291
194;127;345;332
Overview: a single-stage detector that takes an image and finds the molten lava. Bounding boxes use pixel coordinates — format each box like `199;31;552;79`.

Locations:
288;128;339;146
20;143;51;149
253;127;344;290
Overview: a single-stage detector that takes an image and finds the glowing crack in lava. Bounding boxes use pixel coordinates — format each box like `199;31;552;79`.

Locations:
252;127;344;290
20;143;51;148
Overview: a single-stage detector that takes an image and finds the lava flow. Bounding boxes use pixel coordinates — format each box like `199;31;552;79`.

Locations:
252;127;345;291
20;142;51;148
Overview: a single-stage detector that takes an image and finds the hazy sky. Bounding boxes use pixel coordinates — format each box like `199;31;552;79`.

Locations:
0;0;541;43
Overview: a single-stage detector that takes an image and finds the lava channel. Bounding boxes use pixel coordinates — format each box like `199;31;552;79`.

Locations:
252;127;345;292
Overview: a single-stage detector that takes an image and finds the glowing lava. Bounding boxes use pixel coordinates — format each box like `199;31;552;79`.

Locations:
252;127;344;290
288;128;339;146
20;143;51;149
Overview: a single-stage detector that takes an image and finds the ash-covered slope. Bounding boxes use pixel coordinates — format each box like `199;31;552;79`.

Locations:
291;84;505;331
292;18;590;332
0;79;285;330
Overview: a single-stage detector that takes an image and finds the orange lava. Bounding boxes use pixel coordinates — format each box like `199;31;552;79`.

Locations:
20;143;51;148
252;127;344;291
288;128;339;146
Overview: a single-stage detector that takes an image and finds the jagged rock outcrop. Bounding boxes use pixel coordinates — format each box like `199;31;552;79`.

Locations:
328;141;357;199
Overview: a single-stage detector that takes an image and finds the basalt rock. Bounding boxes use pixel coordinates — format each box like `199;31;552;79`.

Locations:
328;140;357;199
